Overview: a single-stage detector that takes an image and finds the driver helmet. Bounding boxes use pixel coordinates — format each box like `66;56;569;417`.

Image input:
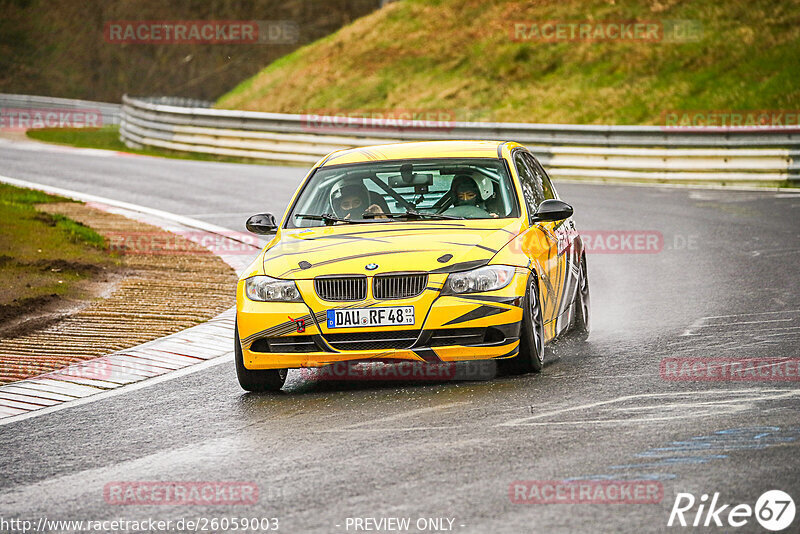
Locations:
330;178;371;219
452;174;493;206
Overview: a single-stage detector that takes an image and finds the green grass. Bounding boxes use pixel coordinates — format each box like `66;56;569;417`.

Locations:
26;126;125;152
0;183;117;317
25;126;303;166
216;0;800;125
46;212;107;249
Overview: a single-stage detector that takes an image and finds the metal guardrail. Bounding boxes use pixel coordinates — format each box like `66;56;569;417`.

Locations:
0;93;122;126
117;95;800;184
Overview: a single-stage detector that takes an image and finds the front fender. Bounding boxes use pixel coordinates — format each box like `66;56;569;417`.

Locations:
489;224;552;270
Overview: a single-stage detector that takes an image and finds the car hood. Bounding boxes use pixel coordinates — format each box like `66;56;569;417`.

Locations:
262;220;523;279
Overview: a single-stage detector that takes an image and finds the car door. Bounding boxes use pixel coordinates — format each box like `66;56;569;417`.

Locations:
512;150;561;336
524;152;581;338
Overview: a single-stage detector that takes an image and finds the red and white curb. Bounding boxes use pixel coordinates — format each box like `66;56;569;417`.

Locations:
0;175;261;424
0;310;236;420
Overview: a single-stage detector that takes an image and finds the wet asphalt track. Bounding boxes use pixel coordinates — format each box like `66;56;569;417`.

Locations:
1;140;799;533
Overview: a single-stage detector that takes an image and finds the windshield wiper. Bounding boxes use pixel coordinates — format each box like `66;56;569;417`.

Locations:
363;209;464;220
294;213;358;225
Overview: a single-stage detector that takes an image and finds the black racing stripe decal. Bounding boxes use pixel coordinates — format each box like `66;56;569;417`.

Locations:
324;151;351;163
242;300;382;346
553;240;575;334
245;302;370;343
552;233;566;324
296;226;473;242
242;319;304;344
428;259;490;274
280;249;431;277
317;152;340;166
536;228;558;325
455;295;522;306
358;148;379;161
241;310;328;346
296;234;391;243
284;249;426;272
263;241;360;263
442;304;509;326
413;348;441;363
475;244;499;254
367;148;389;160
260;311;325;337
441;241;499;254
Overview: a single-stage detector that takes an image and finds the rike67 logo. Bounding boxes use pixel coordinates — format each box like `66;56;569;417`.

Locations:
668;490;795;531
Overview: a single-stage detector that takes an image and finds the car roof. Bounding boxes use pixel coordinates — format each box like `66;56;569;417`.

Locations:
319;140;523;167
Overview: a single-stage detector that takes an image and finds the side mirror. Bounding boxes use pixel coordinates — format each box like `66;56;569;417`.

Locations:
531;199;573;223
246;213;278;235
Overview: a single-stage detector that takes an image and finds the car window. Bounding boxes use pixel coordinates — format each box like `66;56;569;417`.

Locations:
524;152;556;200
514;152;543;213
286;158;520;227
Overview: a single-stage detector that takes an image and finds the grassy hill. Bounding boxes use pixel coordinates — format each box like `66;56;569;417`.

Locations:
216;0;800;125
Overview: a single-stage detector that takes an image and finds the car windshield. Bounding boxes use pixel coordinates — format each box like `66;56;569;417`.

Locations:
286;158;520;228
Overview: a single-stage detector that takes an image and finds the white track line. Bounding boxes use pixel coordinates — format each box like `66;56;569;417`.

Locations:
497;388;800;427
0;174;248;239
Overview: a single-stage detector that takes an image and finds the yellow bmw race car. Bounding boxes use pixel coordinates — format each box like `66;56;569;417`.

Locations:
235;140;590;391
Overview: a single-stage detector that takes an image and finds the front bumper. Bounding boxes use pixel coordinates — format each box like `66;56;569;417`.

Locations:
236;269;528;370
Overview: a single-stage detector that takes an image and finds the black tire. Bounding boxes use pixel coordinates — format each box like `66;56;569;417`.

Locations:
568;255;590;342
503;273;545;374
235;319;287;392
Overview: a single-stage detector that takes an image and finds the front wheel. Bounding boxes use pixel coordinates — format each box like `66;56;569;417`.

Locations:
235;319;287;392
503;274;545;374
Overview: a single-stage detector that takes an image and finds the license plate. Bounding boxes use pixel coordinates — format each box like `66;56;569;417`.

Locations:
327;306;414;328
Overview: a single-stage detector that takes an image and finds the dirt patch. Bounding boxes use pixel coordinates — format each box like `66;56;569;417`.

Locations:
31;258;105;275
0;270;128;339
0;202;238;385
0;293;61;325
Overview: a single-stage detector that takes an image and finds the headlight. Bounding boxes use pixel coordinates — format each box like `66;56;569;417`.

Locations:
442;265;516;295
245;275;302;302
